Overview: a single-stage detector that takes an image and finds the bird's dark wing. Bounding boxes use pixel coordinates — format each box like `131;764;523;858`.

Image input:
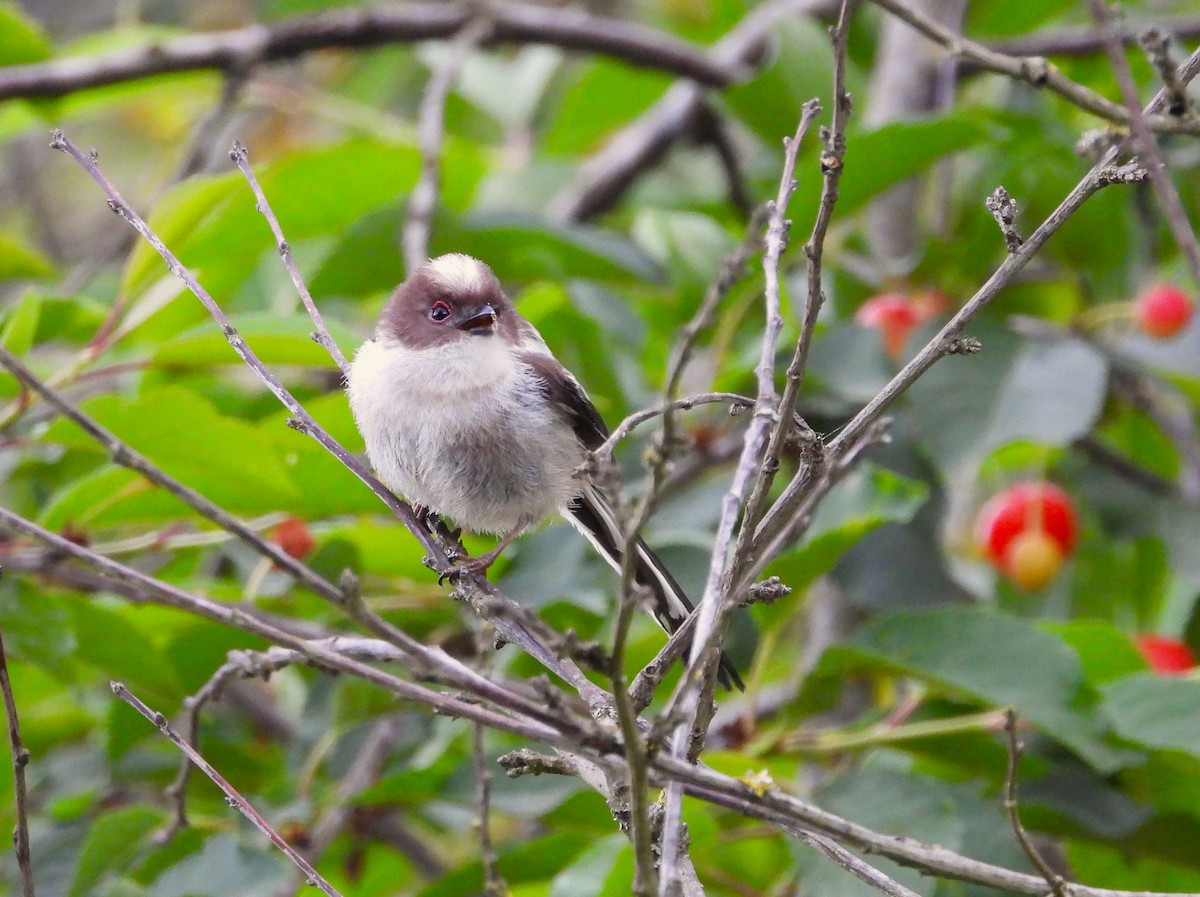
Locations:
519;348;743;691
565;486;743;691
517;350;609;450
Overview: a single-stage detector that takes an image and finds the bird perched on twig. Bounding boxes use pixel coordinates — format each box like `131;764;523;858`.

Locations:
347;253;742;690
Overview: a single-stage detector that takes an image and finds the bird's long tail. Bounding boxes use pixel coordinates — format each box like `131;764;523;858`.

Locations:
565;486;744;691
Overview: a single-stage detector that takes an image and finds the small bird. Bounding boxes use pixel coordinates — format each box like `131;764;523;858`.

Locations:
347;254;742;690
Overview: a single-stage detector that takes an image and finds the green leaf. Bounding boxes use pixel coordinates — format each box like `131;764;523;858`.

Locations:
0;233;56;280
67;805;162;897
41;386;300;524
789;112;1007;237
431;213;663;283
150;313;358;370
772;464;929;591
0;2;52;65
966;0;1076;38
67;601;184;705
1044;621;1150;686
809;607;1128;772
1103;673;1200;759
549;834;628;897
1;289;41;355
123;139;481;305
908;321;1108;474
544;57;669;155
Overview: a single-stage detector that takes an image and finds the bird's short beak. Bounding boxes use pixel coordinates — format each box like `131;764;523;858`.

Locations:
456;304;497;335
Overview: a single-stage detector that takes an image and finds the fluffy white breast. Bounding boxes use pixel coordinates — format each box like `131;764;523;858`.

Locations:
346;334;583;533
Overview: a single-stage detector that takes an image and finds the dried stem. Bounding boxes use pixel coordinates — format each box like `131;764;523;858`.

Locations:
656;94;826;897
230;141;350;375
0;343;342;602
1087;0;1200;288
112;682;345;897
472;724;507;897
1003;711;1068;897
0;611;36;897
404;19;492;275
866;0;1200;135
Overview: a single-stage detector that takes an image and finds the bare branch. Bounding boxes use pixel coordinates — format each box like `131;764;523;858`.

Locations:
866;0;1200;135
594;393;755;462
0;504;602;752
472;724;507;897
404;19;492;276
985;186;1023;254
0;609;36;897
0;3;741;103
657;91;826;897
1087;0;1200;289
112;682;345;897
551;0;832;223
231;141;351;375
0;343;343;603
47;128;612;713
1003;711;1068;897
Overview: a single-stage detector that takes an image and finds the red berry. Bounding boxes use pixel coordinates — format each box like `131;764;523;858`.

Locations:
274;517;316;560
1135;634;1196;674
855;293;922;359
975;482;1078;589
1003;531;1064;591
1135;284;1193;339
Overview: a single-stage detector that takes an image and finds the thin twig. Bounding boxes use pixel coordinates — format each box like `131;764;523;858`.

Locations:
1139;27;1192;117
656;94;826;897
472;724;507;897
1002;710;1068;897
0;343;343;603
0;504;600;752
986;16;1200;61
112;682;345;897
733;0;857;574
230;142;350;375
593;392;754;461
866;0;1200;135
404;19;492;276
160;639;409;844
791;828;923;897
0;608;36;897
1088;0;1200;288
273;716;404;897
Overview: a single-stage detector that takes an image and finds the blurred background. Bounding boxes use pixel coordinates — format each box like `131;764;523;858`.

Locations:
3;1;1200;895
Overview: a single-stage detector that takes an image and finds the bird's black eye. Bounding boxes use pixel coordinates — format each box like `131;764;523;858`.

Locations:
429;300;452;322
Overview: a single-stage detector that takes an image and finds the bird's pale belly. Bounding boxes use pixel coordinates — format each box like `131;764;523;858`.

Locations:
398;412;582;533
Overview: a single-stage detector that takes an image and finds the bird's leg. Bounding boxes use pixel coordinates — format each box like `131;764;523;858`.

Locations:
441;521;526;582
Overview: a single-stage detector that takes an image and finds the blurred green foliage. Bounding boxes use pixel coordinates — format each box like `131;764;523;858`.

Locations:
2;0;1200;895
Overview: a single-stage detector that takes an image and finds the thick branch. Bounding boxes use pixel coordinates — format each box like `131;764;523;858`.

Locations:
0;2;738;102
